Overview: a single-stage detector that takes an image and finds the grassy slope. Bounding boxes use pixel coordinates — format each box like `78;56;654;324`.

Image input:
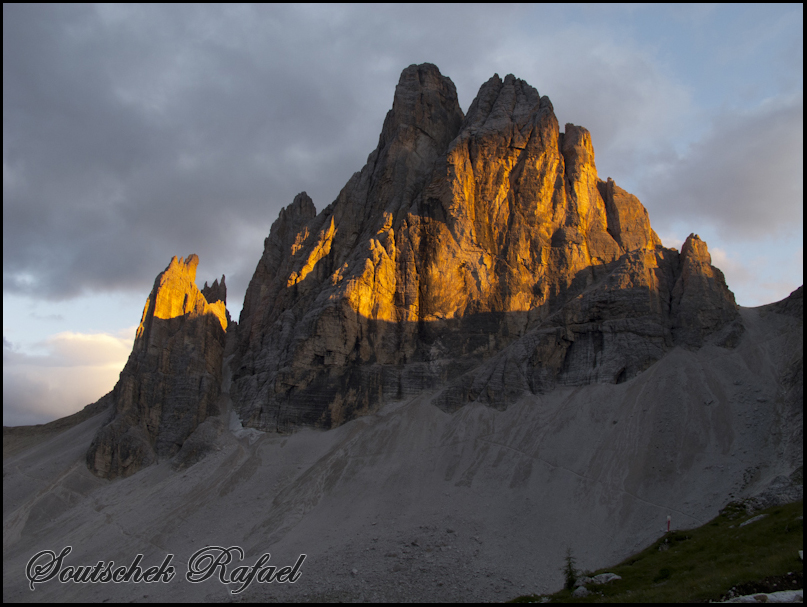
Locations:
511;500;803;603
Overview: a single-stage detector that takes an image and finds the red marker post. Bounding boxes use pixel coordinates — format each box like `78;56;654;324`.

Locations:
667;515;671;533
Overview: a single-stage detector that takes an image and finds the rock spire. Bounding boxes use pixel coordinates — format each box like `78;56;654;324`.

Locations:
229;64;741;431
86;255;228;479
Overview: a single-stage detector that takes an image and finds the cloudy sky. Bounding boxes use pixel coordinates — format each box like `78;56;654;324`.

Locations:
4;4;803;426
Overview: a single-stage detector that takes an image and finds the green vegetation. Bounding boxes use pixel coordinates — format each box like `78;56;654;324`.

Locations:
563;548;577;591
510;500;803;603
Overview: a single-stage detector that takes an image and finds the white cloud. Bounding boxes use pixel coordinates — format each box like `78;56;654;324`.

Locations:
3;328;134;426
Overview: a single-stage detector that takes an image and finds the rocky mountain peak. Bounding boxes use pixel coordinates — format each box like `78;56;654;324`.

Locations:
283;191;317;220
135;254;227;352
201;275;226;306
681;233;709;262
4;62;801;606
228;63;743;432
78;63;745;466
461;72;545;136
561;123;595;176
377;63;464;153
598;177;662;252
672;233;740;348
86;254;228;479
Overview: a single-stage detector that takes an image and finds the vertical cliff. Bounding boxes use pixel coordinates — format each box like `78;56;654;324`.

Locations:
229;64;740;431
86;255;228;479
672;234;742;348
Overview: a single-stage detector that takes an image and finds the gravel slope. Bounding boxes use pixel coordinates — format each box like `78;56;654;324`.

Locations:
3;305;802;603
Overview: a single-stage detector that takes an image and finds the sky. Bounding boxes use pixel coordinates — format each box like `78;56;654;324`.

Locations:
3;4;803;426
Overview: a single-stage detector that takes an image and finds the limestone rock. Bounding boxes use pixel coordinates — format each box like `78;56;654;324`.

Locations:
202;274;226;305
86;255;228;479
590;573;622;584
239;191;317;334
202;274;230;326
229;64;742;432
599;177;661;252
171;415;224;471
763;285;803;319
730;468;804;515
671;234;741;348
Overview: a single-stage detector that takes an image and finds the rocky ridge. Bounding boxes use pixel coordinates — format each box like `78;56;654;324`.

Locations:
229;63;741;431
6;284;800;602
3;63;802;604
86;255;228;479
82;63;745;474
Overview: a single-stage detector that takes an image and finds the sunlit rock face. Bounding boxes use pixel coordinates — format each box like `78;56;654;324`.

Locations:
231;63;740;431
86;255;228;479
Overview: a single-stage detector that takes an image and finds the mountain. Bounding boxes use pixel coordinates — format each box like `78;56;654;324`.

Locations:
3;64;801;603
86;255;228;479
230;63;740;433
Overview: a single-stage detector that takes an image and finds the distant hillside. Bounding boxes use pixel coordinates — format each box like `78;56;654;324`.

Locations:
3;392;111;458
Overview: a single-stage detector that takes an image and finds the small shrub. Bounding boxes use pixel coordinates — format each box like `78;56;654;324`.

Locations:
563;548;577;590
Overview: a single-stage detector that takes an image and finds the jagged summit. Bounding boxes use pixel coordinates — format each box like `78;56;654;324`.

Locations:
229;63;741;431
672;233;741;348
82;63;745;475
86;254;228;479
3;64;801;603
377;63;463;153
202;275;226;305
135;255;227;332
460;72;546;135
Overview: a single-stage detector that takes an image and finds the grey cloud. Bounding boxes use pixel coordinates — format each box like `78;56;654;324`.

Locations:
3;4;523;310
637;95;803;240
3;4;801;319
2;329;130;425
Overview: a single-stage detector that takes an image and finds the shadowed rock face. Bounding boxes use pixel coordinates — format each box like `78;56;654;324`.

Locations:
230;63;741;431
86;255;228;479
672;234;743;348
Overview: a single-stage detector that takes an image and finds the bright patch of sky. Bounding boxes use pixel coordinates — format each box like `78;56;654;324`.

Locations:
3;292;142;349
